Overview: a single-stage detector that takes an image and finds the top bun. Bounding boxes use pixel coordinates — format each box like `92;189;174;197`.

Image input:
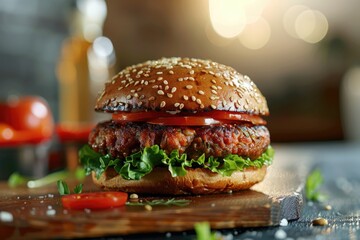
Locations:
95;57;269;115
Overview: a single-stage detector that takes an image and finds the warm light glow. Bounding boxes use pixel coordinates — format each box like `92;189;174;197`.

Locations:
205;24;233;47
295;10;328;43
283;5;309;38
283;5;328;44
209;0;247;38
238;17;271;50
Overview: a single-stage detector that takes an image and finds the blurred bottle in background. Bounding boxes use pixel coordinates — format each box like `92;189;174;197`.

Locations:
341;65;360;142
56;0;115;171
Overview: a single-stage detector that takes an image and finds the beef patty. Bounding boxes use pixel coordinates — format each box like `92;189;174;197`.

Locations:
89;121;270;161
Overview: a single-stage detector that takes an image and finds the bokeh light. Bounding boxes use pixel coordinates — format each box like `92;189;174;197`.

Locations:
295;10;328;43
209;0;247;38
238;17;271;50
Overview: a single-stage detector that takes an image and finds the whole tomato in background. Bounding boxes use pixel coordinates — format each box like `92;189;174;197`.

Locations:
0;96;54;146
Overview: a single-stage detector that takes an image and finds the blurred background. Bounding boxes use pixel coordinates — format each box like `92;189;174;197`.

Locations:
0;0;360;179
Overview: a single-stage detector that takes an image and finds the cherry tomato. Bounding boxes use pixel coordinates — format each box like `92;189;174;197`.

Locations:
0;96;54;145
61;192;128;210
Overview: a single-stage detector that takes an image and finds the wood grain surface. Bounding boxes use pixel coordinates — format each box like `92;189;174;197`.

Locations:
0;156;303;239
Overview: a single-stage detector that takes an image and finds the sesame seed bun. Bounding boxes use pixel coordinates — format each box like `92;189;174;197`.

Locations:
95;57;269;115
92;166;268;195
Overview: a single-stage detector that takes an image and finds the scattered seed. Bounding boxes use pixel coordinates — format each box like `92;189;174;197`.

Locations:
160;101;166;108
171;87;177;93
198;90;205;95
312;218;328;226
167;93;173;98
324;205;332;211
191;96;196;101
157;90;165;95
149;96;155;101
145;205;152;211
183;95;189;100
211;104;217;109
186;85;193;89
174;103;180;107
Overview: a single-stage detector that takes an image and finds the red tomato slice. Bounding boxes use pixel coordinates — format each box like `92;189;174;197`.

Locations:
112;112;172;122
61;192;128;210
196;111;267;125
112;110;266;126
148;116;221;126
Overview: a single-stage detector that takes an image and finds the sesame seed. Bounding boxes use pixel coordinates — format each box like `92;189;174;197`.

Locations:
145;205;152;211
201;70;207;73
130;193;138;199
164;85;169;91
196;99;202;105
171;87;177;93
160;101;166;108
144;74;149;77
152;85;159;89
191;96;196;101
189;70;195;74
186;85;193;89
211;104;217;109
211;79;217;84
198;90;205;95
184;77;189;81
157;77;163;81
156;72;163;75
117;87;123;90
211;85;218;90
137;87;142;92
210;96;216;100
149;80;156;83
174;103;180;107
169;70;174;74
179;103;184;109
134;93;139;98
188;77;195;81
200;104;205;109
178;78;183;82
149;96;155;101
183;95;189;100
217;86;222;90
209;71;215;75
138;101;143;107
163;80;168;85
140;95;145;99
126;95;132;100
130;89;136;93
134;81;139;86
167;93;173;98
125;83;130;88
157;90;165;95
211;90;218;95
144;81;149;85
138;70;143;75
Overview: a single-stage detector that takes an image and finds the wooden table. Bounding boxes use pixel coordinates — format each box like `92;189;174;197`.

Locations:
1;142;359;239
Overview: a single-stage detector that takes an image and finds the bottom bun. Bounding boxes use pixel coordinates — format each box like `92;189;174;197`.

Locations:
92;166;267;195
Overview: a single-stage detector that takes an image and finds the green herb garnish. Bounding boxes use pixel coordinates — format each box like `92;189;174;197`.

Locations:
57;180;70;195
126;198;191;207
57;180;83;195
8;167;86;188
79;144;274;180
305;169;327;202
73;183;83;194
8;172;29;188
194;222;218;240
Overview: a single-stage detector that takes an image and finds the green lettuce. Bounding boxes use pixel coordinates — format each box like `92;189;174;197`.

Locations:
79;145;274;180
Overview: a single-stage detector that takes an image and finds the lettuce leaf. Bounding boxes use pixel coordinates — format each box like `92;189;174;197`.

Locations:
79;144;274;180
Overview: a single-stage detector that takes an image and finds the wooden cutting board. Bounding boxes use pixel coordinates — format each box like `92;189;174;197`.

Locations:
0;155;303;239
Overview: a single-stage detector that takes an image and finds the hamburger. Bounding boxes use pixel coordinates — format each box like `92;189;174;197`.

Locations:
79;57;274;195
